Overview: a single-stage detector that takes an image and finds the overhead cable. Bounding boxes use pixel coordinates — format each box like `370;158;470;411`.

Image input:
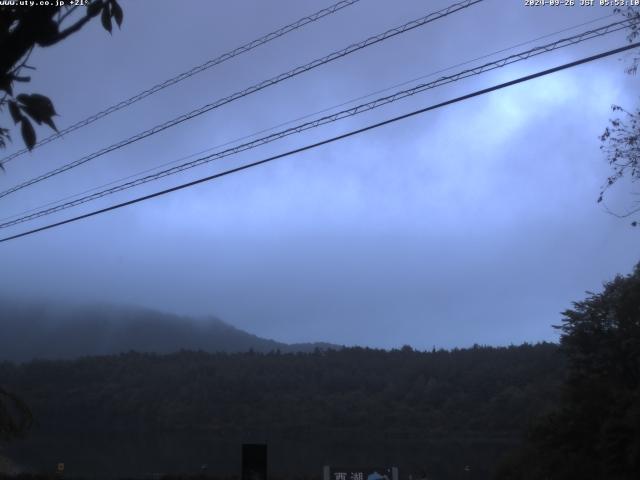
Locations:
0;12;620;224
0;17;633;229
0;0;483;198
1;41;638;244
0;0;362;166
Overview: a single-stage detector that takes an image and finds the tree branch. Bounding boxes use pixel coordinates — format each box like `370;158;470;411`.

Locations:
48;12;92;44
57;5;79;26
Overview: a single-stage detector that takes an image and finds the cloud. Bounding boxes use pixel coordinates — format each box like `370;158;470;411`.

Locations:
1;0;639;350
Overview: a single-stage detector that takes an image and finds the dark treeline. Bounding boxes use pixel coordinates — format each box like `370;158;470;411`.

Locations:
1;344;563;479
5;258;637;480
0;344;562;434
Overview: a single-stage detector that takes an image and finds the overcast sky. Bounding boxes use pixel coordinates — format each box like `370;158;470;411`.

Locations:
1;0;639;349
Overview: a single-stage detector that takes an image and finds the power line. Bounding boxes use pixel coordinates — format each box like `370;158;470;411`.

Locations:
0;0;483;199
0;17;633;229
2;41;638;244
0;12;618;224
0;0;362;166
1;17;632;226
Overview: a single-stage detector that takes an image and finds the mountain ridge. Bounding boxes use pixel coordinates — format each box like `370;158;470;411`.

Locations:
0;298;340;362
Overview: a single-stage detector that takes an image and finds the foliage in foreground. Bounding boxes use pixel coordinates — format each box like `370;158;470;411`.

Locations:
497;263;640;479
0;0;123;154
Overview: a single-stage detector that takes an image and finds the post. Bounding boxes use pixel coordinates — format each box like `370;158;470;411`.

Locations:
242;443;267;480
323;465;330;480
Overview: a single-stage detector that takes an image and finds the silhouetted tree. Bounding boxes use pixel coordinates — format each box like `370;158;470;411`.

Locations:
553;262;640;477
599;7;640;225
0;0;123;158
499;263;640;479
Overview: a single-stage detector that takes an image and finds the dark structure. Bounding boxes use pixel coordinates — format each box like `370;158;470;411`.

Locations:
242;443;267;480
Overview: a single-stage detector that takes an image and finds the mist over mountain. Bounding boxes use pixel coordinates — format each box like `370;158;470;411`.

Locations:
0;298;339;362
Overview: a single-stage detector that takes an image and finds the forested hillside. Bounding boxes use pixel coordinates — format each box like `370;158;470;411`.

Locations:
1;344;563;478
0;344;562;433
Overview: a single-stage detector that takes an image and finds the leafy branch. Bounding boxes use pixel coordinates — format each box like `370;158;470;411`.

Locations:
599;6;640;226
0;0;123;161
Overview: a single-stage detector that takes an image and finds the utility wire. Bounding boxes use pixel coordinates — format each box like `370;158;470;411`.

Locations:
0;0;362;166
0;12;617;224
0;0;483;199
2;41;638;244
0;17;633;229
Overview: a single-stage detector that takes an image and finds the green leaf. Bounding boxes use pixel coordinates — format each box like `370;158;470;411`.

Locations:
101;3;112;33
17;93;57;131
87;0;103;17
42;116;58;132
20;117;36;150
110;0;123;28
8;100;22;124
18;93;57;115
